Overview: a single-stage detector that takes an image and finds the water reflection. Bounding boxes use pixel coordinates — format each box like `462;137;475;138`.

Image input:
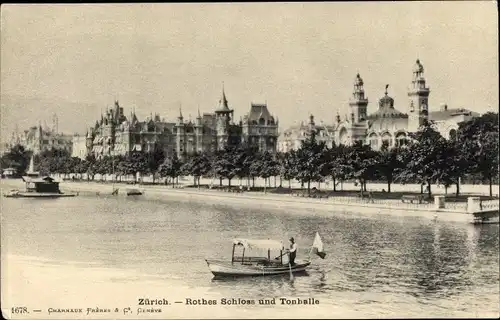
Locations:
1;195;499;316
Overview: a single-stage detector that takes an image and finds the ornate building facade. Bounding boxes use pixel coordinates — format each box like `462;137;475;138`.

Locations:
76;88;279;160
7;120;73;155
278;60;480;152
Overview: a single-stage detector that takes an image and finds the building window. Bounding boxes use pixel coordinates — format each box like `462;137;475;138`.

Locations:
381;133;392;147
395;133;407;147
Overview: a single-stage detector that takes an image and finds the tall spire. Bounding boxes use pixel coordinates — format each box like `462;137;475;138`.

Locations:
221;84;228;105
178;103;183;119
195;105;203;126
217;82;230;111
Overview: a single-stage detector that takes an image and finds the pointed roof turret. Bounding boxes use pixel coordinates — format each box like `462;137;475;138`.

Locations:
195;107;203;126
215;82;232;113
178;104;183;120
131;111;138;124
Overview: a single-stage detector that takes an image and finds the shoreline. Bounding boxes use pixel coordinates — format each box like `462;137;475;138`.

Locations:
3;179;496;224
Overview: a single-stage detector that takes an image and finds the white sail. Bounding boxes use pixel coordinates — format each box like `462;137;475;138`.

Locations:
310;232;326;259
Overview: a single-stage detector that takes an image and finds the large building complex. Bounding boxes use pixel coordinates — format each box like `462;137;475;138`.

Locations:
73;88;279;159
6;117;73;155
278;60;480;152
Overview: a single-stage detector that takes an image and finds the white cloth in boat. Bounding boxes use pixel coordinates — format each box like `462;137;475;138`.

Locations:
233;239;284;250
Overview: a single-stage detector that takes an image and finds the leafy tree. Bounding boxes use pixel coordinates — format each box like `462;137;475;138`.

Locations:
343;141;378;194
0;144;31;176
324;143;350;192
145;148;165;183
115;155;132;181
35;150;63;176
436;137;467;196
395;123;449;197
212;147;238;187
457;112;499;197
85;154;97;181
279;150;297;189
124;152;149;182
294;131;327;195
94;156;112;181
181;153;211;187
258;151;280;191
158;153;183;186
74;158;89;179
249;152;263;189
231;146;250;188
375;142;402;193
241;145;259;188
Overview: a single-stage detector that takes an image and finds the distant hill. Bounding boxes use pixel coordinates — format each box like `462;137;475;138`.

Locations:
1;94;101;141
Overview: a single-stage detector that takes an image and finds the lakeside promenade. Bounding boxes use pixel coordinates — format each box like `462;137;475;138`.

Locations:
2;177;498;224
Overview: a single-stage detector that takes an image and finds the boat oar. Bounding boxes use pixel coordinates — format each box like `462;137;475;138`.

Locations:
275;252;294;281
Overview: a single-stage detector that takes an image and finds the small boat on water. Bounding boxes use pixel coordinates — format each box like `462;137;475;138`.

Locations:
126;188;143;196
206;239;310;277
206;233;326;278
3;176;77;198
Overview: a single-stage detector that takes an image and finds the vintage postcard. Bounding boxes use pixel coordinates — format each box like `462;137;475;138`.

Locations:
1;2;499;319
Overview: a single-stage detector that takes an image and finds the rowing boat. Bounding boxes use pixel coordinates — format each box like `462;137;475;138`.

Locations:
206;238;311;278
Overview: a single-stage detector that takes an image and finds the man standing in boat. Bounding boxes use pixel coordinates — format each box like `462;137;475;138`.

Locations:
286;237;297;266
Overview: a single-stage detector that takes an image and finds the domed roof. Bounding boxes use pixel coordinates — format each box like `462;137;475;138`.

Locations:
367;85;408;120
379;94;394;108
379;85;394;108
367;107;408;120
413;59;424;73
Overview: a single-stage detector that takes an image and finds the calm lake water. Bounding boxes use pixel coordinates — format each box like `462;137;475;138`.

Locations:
1;194;499;318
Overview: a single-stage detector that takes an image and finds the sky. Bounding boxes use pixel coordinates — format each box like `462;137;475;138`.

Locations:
1;2;498;140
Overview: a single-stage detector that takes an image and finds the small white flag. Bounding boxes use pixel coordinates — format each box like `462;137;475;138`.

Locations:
312;232;326;259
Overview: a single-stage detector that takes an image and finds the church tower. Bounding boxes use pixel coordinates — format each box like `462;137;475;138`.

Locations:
214;84;234;150
194;108;203;154
86;128;94;156
408;59;430;132
349;73;369;123
175;106;186;158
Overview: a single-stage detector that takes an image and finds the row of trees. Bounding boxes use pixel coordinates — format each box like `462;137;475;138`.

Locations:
2;113;498;196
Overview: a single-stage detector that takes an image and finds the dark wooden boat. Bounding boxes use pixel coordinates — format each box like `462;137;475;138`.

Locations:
3;176;77;198
126;188;143;196
205;239;311;277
